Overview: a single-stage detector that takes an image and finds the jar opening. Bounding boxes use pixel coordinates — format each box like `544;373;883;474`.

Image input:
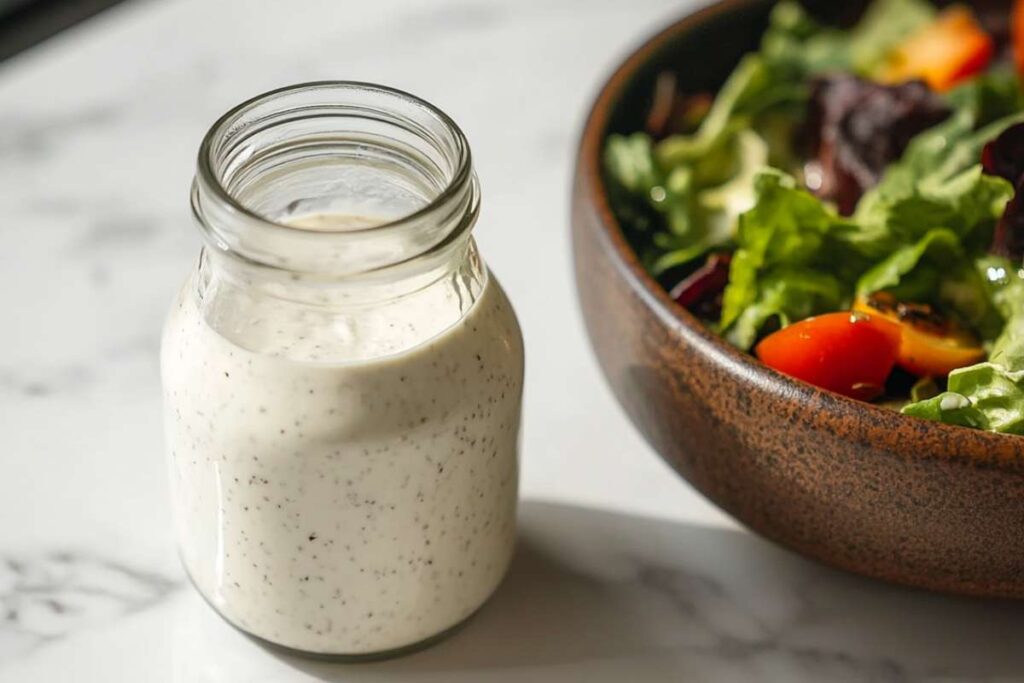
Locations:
192;82;478;276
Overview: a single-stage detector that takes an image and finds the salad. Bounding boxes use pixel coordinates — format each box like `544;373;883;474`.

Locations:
604;0;1024;435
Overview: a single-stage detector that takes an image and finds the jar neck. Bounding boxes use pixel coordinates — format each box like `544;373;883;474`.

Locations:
191;82;479;288
201;228;478;309
186;83;488;361
193;237;488;361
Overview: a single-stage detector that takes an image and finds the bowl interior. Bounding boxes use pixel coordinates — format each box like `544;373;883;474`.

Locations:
577;0;1024;598
588;0;1024;461
605;1;873;138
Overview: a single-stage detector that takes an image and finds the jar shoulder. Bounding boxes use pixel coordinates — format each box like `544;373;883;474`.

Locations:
160;260;523;377
472;271;524;368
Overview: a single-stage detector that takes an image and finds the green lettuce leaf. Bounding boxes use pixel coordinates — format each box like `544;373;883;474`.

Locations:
848;0;935;74
635;1;833;274
841;81;1019;349
661;0;846;169
656;54;784;168
609;0;919;277
854;227;1004;337
855;228;962;297
760;1;852;78
858;70;1024;213
720;169;858;347
976;255;1024;321
902;392;990;429
947;362;1024;434
939;257;1009;342
946;67;1024;128
650;130;769;274
725;268;845;349
604;132;660;197
608;130;771;276
856;133;1017;250
903;259;1024;434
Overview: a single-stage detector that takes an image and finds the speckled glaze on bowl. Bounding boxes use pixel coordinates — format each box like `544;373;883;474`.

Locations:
572;0;1024;597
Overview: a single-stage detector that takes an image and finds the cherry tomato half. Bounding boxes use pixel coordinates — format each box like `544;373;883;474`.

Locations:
755;311;901;401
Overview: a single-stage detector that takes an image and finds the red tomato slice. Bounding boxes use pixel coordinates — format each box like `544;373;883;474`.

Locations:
755;312;901;401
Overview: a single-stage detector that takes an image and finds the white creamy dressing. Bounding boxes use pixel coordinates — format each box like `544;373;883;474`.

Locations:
283;212;382;230
162;213;524;655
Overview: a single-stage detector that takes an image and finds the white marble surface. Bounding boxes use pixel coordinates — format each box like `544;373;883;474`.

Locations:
2;0;1024;680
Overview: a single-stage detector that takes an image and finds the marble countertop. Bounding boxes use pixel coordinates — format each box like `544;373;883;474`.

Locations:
2;0;1024;680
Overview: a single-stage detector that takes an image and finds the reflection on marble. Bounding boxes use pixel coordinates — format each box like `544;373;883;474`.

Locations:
5;501;1024;682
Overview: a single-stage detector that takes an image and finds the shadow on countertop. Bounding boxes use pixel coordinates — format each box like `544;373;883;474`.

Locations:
203;499;1024;682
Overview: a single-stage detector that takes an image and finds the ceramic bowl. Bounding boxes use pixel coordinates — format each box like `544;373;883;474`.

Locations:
571;0;1024;597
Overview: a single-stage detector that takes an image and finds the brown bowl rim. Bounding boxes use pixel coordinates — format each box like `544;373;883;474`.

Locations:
576;0;1024;467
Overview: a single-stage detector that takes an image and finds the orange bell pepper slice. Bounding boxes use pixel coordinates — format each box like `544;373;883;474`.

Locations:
880;6;994;92
854;294;986;378
1013;0;1024;78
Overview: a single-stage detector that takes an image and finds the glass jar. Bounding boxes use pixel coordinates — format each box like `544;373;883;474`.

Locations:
161;82;524;659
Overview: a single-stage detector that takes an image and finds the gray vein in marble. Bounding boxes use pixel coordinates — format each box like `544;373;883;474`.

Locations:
395;2;505;35
0;333;158;397
272;502;1024;683
0;552;180;660
0;0;1020;678
0;105;120;160
69;215;163;253
637;566;921;682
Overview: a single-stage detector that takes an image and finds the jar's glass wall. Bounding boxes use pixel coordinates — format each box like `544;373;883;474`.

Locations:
189;82;487;363
162;82;524;659
193;81;479;277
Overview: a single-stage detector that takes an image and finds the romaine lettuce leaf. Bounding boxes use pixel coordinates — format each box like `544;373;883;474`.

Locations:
720;169;859;347
856;132;1018;248
607;130;771;275
662;0;848;169
626;1;835;276
722;155;1012;351
902;392;990;429
946;67;1024;129
655;54;789;168
854;227;1005;337
725;268;845;349
977;255;1024;321
650;130;768;274
603;132;660;197
903;258;1024;434
855;228;962;297
760;1;852;79
848;0;935;75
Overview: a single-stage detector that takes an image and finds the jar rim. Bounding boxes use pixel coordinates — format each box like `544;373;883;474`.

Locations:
191;81;479;276
195;80;474;238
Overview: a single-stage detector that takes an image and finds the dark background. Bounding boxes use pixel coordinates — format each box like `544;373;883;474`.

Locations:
0;0;125;61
